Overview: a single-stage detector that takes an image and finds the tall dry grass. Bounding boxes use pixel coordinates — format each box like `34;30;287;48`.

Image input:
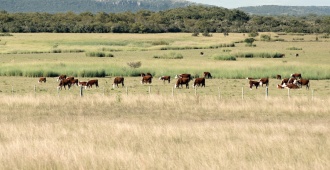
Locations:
0;94;329;169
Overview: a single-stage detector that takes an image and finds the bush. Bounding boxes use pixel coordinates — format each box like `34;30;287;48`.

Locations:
287;47;302;50
153;52;183;59
86;52;114;57
213;55;236;61
127;61;142;69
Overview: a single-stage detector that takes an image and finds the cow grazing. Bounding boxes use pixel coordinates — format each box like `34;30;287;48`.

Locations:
203;72;212;79
57;75;67;82
175;74;192;80
200;52;204;56
159;76;171;84
146;73;153;78
78;81;88;89
71;79;79;86
38;77;46;83
259;78;269;87
281;77;296;85
113;77;124;88
175;77;190;89
141;75;152;84
246;77;255;80
276;75;281;80
140;73;146;77
290;73;302;79
295;53;299;57
285;84;300;89
58;79;72;90
249;80;260;90
297;78;310;90
193;78;205;88
86;79;99;88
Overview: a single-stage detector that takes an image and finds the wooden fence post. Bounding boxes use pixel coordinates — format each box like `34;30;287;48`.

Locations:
265;87;268;98
288;88;290;98
149;86;151;95
80;86;83;97
126;87;128;96
195;87;197;96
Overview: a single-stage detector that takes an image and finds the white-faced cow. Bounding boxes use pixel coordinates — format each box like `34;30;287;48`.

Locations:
281;77;296;85
38;77;46;83
249;80;260;90
58;79;71;90
297;78;310;90
175;74;192;81
175;77;190;89
159;76;171;84
78;81;88;89
57;75;67;82
290;73;302;79
193;77;205;88
259;78;269;87
203;72;212;79
87;79;99;88
141;75;152;84
113;77;124;88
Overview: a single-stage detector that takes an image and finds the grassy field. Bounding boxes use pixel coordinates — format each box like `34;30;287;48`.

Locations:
0;33;329;169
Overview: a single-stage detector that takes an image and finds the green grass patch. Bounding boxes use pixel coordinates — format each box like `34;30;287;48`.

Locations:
287;47;302;50
153;52;183;59
212;55;236;61
235;52;285;58
86;52;114;57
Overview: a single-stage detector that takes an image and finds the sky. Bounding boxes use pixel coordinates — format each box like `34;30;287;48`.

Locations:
187;0;330;9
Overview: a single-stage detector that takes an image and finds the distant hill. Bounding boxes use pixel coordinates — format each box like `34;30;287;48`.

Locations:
237;5;330;16
0;0;196;13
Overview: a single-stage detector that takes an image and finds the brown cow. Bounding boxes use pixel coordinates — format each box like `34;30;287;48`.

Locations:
285;84;300;89
259;78;269;87
71;79;79;86
249;80;260;90
58;79;71;90
203;72;212;79
281;77;296;85
78;81;88;89
291;73;302;79
159;76;171;84
297;78;310;90
175;77;190;89
175;74;192;80
193;78;205;88
86;79;99;88
57;75;67;82
146;73;153;78
66;76;74;81
38;77;46;83
140;73;146;77
276;75;281;79
113;77;124;88
141;75;152;84
246;77;255;80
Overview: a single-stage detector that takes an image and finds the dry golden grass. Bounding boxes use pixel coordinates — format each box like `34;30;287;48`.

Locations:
0;94;329;169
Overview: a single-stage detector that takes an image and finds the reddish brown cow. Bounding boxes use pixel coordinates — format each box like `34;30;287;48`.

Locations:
58;79;71;90
86;79;99;88
203;72;212;79
297;78;310;90
175;78;190;89
285;84;300;89
113;77;124;88
259;78;269;87
290;73;302;79
193;78;205;88
249;80;260;90
146;73;153;78
175;74;192;80
276;75;281;79
78;81;88;89
141;73;146;77
66;76;74;81
281;77;296;85
159;76;171;84
57;75;66;82
141;75;152;84
71;79;79;86
246;77;255;80
38;77;46;83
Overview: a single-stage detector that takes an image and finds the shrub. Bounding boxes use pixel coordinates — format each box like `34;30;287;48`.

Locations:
287;47;302;50
127;61;142;69
213;55;236;61
153;52;183;59
86;52;114;57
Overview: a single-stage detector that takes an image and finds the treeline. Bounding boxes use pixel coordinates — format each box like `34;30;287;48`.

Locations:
0;6;330;33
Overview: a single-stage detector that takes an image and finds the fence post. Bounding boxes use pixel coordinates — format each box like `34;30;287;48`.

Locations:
242;87;244;100
126;87;128;96
265;87;268;99
34;85;36;97
80;86;83;97
287;88;290;98
11;85;14;94
57;87;60;97
149;86;151;95
103;87;105;96
195;87;197;96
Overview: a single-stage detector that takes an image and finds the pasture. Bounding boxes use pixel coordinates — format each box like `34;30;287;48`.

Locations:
0;33;330;169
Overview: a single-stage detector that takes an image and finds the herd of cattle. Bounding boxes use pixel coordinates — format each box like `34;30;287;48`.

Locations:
37;71;310;91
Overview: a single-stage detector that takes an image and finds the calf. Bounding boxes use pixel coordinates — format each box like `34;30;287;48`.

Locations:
297;78;310;90
203;72;212;79
249;80;260;90
86;79;99;88
259;78;269;87
113;77;124;88
58;79;71;90
38;77;46;83
141;75;152;84
193;78;205;88
78;81;88;89
175;78;190;89
159;76;171;84
285;84;300;89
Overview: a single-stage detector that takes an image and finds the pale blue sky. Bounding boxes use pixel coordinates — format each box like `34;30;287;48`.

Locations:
187;0;330;9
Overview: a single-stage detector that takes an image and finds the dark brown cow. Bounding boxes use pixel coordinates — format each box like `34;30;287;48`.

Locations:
276;75;281;79
203;72;212;79
57;74;67;82
259;78;269;87
175;74;192;80
71;79;78;86
295;53;299;57
113;77;124;88
175;78;190;89
141;75;152;84
78;81;88;89
140;73;146;77
291;73;302;79
86;79;99;88
159;76;171;84
66;76;74;81
249;80;260;90
285;84;300;89
38;77;46;83
193;78;205;88
297;78;310;90
58;79;71;90
146;73;153;78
